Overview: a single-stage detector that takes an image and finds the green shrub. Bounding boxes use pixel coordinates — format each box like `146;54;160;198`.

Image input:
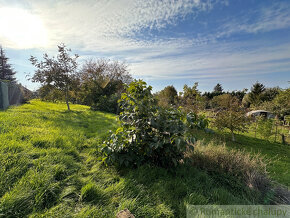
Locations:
257;118;274;140
90;94;119;114
102;80;207;168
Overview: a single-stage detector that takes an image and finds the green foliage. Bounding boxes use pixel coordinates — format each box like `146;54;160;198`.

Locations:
102;80;206;168
248;82;266;106
272;88;290;116
0;46;17;82
90;93;119;113
0;100;289;217
213;94;249;141
30;44;79;111
77;59;132;114
157;85;178;108
261;87;280;102
179;82;203;112
257;118;274;140
213;83;223;94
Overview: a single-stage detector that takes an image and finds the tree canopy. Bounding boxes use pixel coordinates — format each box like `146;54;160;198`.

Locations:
30;44;79;111
0;46;16;82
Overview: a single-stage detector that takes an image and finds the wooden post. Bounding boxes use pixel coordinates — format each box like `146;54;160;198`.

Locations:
254;118;258;138
275;123;278;142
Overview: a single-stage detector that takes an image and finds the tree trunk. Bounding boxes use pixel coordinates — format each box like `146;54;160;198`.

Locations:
281;134;286;145
254;119;257;138
274;123;278;142
231;131;235;142
65;88;70;111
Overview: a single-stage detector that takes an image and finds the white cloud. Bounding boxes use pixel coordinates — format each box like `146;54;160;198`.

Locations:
0;0;217;50
128;41;290;80
217;2;290;37
1;0;290;90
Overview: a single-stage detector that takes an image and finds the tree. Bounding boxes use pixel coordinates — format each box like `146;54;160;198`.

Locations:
272;88;290;117
102;80;204;168
248;82;265;106
30;44;79;111
256;117;274;140
261;87;280;102
0;46;16;82
213;94;249;141
180;82;201;112
213;83;223;94
78;58;132;113
157;85;178;108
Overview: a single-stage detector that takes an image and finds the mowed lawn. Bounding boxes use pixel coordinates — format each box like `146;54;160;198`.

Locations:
0;100;285;217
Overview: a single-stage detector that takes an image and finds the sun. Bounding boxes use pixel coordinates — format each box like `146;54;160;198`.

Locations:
0;7;48;48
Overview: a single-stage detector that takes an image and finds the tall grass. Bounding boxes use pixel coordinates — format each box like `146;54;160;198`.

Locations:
187;141;289;204
0;100;288;217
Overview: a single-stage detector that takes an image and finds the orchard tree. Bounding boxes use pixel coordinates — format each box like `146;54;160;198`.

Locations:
181;82;202;112
30;44;79;111
0;46;16;82
157;85;178;107
214;94;249;141
272;88;290;117
78;58;132;113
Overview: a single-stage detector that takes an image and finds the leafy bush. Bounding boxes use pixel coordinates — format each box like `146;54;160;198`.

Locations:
257;118;274;140
90;94;119;114
102;80;207;168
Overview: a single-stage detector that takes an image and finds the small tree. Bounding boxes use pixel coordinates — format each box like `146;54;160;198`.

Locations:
0;46;16;82
157;85;178;107
180;82;202;112
102;80;206;168
256;117;274;141
30;44;78;111
213;83;223;94
78;58;132;113
214;94;249;141
272;88;290;117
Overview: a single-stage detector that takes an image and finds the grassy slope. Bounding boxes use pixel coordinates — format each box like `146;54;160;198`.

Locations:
192;128;290;187
0;100;284;217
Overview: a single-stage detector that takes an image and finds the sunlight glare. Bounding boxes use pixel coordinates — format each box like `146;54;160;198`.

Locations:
0;7;48;48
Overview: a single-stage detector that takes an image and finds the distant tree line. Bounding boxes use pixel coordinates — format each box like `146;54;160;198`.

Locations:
155;81;289;142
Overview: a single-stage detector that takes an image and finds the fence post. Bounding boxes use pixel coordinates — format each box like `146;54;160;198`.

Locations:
0;81;9;110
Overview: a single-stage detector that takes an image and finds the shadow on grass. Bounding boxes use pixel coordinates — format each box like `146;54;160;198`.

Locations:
49;110;118;139
118;164;262;217
191;129;290;187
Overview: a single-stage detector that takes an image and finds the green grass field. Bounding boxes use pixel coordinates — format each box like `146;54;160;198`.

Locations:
193;128;290;186
0;100;288;217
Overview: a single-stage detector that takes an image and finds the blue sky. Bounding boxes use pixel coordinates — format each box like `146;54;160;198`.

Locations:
0;0;289;92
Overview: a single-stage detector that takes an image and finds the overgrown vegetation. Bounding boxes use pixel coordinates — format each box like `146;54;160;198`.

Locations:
102;80;207;168
30;45;132;114
1;100;288;217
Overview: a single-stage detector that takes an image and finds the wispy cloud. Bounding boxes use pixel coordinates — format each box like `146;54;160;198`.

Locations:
216;2;290;38
0;0;219;50
1;0;290;91
128;41;290;81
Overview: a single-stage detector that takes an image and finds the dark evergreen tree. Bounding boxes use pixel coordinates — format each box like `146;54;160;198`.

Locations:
0;46;16;82
248;82;265;105
213;83;223;93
